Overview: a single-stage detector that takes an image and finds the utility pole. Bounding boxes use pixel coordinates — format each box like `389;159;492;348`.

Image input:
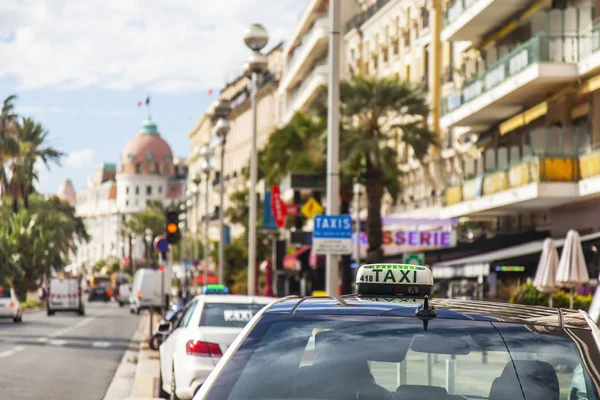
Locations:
325;0;341;296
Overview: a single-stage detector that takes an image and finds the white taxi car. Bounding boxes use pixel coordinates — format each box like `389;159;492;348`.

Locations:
0;286;22;323
159;294;273;399
194;264;600;400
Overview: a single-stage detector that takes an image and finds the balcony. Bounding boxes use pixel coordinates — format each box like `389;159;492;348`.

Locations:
280;17;328;92
441;127;587;218
282;64;328;124
579;23;600;76
441;34;581;130
443;0;528;42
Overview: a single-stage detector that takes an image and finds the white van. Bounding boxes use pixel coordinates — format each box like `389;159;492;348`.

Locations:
47;278;85;316
130;269;163;314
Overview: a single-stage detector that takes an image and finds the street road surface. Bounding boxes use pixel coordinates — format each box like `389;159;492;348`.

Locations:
0;302;140;400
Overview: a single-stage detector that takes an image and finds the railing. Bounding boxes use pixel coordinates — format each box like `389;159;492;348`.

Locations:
592;23;600;52
443;153;579;206
345;0;393;34
285;17;328;81
445;0;481;26
443;34;582;115
286;64;328;115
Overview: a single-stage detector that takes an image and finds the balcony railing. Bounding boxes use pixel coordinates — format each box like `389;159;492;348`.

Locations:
444;0;481;26
287;63;327;113
443;126;589;206
345;0;393;34
443;34;583;115
285;17;328;79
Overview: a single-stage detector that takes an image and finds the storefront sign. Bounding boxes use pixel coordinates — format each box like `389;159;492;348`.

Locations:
353;229;456;257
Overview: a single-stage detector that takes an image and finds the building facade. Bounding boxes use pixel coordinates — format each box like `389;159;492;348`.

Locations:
72;118;188;269
186;44;284;243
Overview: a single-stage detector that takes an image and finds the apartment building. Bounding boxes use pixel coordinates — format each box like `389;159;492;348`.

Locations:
186;44;283;242
279;0;359;124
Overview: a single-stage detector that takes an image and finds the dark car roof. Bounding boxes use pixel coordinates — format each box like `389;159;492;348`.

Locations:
264;295;591;330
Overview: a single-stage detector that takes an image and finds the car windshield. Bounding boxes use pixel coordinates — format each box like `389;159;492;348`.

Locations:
0;287;11;298
204;315;600;400
200;303;266;328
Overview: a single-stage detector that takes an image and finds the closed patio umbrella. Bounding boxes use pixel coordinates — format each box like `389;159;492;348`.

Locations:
556;230;590;308
533;238;559;307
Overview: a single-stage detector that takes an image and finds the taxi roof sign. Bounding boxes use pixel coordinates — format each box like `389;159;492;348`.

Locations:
203;284;229;294
355;264;433;297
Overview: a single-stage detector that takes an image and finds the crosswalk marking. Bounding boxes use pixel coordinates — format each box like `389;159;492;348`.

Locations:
48;339;67;346
92;341;111;348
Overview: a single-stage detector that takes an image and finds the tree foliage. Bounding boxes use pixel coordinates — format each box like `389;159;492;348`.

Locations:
259;75;436;261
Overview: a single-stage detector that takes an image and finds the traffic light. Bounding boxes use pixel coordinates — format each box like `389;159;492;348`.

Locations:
165;211;181;244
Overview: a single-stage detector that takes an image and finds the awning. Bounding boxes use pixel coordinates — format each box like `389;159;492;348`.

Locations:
431;232;600;279
284;247;311;271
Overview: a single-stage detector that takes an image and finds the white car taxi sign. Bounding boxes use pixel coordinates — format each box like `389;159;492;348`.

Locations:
355;264;434;296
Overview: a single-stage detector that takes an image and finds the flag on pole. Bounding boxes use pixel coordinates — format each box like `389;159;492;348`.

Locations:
138;96;150;107
207;89;213;96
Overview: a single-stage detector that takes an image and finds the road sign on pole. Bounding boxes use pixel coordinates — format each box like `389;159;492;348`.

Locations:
271;185;286;228
403;252;425;266
301;197;323;219
154;236;169;253
313;215;352;255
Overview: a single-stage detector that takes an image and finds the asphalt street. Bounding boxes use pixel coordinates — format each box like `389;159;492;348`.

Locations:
0;301;140;400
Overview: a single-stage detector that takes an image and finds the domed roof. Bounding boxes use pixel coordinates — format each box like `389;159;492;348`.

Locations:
122;119;173;166
57;179;77;207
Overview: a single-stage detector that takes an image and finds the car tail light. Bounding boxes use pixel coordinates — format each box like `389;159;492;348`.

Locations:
138;291;142;299
186;340;222;357
9;302;14;308
118;291;122;297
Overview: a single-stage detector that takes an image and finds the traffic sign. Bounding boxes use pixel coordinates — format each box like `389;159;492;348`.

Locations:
403;252;425;266
301;197;323;219
263;191;279;230
154;236;169;252
271;185;286;228
313;215;353;255
286;204;299;217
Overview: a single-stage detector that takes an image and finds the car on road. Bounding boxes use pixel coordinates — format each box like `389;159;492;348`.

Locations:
130;268;163;314
117;283;132;307
47;278;85;316
159;294;273;400
88;285;110;302
193;264;600;400
0;286;22;323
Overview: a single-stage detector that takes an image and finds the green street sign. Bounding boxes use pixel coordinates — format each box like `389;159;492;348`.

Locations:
403;252;425;266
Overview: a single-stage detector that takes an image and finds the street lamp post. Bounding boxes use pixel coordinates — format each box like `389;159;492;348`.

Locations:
200;146;214;287
144;229;153;266
326;0;341;296
212;100;232;285
191;174;202;263
243;23;269;296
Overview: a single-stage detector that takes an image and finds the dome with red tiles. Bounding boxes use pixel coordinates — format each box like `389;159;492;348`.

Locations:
121;119;173;176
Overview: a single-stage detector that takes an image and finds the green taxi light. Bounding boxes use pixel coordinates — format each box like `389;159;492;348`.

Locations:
355;263;434;297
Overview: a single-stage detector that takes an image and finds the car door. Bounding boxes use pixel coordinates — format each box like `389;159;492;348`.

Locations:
160;299;199;388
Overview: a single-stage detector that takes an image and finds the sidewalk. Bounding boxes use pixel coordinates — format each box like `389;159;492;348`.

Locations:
103;311;163;400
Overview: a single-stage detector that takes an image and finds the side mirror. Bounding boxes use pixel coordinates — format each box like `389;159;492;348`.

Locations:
157;322;172;334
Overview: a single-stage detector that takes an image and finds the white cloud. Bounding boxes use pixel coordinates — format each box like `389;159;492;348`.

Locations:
0;0;307;93
65;149;95;168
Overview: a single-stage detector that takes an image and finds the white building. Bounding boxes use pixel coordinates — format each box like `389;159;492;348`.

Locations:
71;118;188;270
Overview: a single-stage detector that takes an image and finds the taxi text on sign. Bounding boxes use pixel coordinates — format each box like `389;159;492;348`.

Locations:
313;215;353;255
301;197;324;219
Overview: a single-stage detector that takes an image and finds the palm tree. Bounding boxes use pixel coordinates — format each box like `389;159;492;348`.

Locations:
7;117;63;211
0;95;19;198
340;75;437;261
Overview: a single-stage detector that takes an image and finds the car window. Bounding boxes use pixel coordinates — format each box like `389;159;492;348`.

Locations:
203;315;600;400
199;303;265;328
0;287;11;298
177;301;198;329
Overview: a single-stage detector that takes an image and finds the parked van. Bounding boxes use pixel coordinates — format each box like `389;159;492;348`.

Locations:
130;269;163;314
47;278;85;316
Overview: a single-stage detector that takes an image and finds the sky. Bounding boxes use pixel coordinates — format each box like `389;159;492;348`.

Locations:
0;0;307;194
